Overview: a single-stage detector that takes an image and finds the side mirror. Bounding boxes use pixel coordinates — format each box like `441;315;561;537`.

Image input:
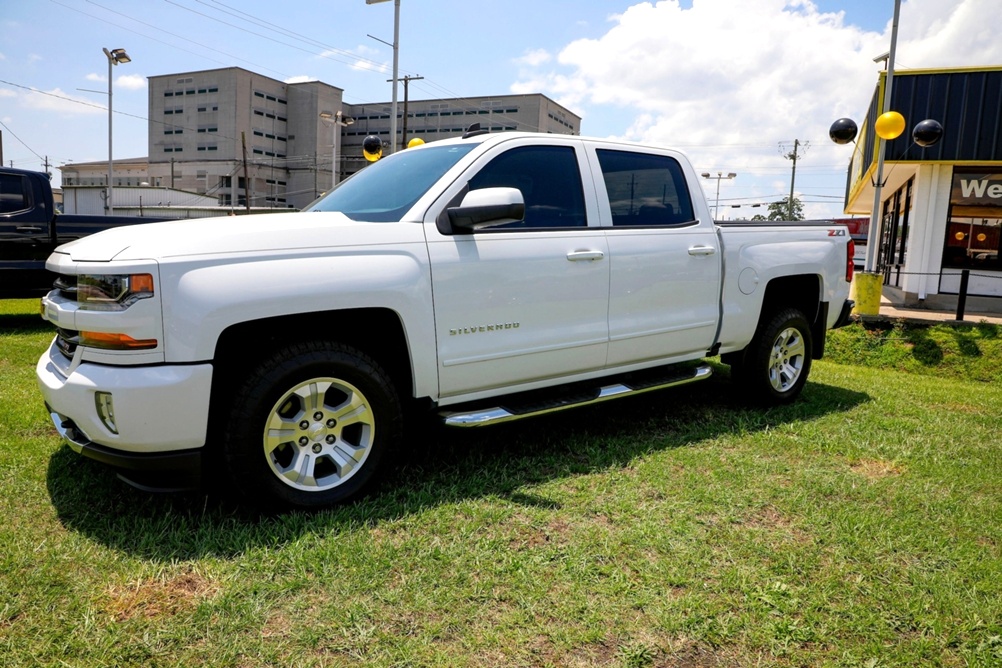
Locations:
447;187;525;232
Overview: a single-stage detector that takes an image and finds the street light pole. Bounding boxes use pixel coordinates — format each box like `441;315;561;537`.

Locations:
701;172;737;220
366;0;400;154
319;110;355;190
864;0;902;273
102;47;130;214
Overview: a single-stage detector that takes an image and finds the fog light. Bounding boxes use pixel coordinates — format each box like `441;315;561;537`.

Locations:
95;392;118;434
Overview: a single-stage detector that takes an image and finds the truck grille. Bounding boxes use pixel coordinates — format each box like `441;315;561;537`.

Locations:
55;328;79;359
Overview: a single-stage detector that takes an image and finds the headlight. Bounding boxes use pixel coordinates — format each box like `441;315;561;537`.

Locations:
77;274;154;311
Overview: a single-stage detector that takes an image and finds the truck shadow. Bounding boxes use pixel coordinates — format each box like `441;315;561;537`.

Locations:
45;371;869;561
0;312;50;333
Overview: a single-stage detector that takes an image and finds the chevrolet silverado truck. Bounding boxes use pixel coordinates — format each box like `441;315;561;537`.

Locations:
0;167;168;299
37;130;854;510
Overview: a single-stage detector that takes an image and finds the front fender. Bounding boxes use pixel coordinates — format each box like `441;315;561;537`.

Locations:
158;248;438;398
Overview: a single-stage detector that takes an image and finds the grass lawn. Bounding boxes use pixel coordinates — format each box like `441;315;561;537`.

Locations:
1;298;1000;667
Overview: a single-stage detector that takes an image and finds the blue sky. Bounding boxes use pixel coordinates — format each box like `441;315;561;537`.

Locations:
2;0;1000;218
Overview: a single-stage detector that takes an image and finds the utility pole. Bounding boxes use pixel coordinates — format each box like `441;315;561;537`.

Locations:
170;158;176;189
780;139;809;220
0;130;4;168
240;132;250;213
43;155;51;177
389;74;423;150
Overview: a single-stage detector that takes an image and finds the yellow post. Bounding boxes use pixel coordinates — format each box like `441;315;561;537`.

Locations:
850;272;883;316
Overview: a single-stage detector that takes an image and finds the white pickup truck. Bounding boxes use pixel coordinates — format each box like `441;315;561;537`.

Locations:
37;130;854;510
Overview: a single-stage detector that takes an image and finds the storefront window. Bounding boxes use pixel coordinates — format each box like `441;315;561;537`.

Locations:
942;170;1002;272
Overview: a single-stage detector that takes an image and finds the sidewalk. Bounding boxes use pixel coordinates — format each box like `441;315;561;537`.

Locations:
855;295;1002;326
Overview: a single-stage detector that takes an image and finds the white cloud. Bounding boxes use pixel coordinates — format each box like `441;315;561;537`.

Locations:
19;88;105;115
28;53;42;63
0;52;6;60
115;74;147;90
511;0;1002;217
317;45;388;73
86;73;106;83
351;58;388;74
285;75;318;84
0;88;16;99
515;49;552;67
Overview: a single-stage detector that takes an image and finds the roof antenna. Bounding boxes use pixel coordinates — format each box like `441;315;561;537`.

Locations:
462;123;490;139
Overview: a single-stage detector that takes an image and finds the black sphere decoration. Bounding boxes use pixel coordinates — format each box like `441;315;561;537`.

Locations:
362;135;383;162
829;118;858;144
912;119;943;147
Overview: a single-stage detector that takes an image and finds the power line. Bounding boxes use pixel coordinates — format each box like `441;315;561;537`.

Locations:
0;119;45;163
81;0;290;78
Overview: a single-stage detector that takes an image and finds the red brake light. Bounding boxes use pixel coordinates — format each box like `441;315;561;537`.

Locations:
846;238;855;282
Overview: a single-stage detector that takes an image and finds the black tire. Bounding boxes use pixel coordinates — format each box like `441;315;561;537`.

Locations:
221;341;402;511
733;308;813;405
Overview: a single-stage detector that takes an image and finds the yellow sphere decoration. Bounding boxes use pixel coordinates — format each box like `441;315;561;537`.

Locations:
875;111;906;140
406;138;425;148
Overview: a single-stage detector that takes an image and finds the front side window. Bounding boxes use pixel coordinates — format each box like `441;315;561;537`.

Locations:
596;149;694;226
467;145;586;229
0;174;29;214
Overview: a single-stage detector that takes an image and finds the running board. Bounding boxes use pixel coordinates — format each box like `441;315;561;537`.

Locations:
440;363;712;428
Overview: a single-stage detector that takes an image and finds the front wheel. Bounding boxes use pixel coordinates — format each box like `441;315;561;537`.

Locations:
221;341;402;511
731;308;813;405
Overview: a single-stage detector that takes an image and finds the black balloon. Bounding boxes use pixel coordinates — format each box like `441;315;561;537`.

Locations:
362;135;383;161
829;118;858;144
912;119;943;147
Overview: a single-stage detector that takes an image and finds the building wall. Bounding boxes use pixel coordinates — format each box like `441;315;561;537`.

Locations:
146;68;344;210
341;94;580;177
63;68;581;213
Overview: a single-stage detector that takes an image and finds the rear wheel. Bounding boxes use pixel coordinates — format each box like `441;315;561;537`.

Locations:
221;341;401;511
731;308;813;405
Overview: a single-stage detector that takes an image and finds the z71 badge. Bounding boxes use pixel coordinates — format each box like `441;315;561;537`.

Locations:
828;229;846;236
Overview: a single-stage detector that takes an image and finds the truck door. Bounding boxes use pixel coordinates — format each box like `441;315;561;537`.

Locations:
427;141;610;399
590;147;722;366
0;171;55;298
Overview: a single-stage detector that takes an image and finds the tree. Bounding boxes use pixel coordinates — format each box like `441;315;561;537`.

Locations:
752;197;804;221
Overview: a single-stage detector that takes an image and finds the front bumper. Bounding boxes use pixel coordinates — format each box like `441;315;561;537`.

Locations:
37;339;212;490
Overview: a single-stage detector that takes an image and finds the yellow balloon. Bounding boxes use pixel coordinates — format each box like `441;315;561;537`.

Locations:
875;111;906;140
407;138;425;148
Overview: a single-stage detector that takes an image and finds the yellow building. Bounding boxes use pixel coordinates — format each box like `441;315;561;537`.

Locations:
844;66;1002;311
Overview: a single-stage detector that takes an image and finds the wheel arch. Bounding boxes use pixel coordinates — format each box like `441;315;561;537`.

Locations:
212;307;414;395
758;274;827;359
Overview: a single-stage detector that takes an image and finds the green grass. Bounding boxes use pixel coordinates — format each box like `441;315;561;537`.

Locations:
2;298;1001;667
825;319;1002;384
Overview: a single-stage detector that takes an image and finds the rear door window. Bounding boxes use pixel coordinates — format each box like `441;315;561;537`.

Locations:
595;149;694;227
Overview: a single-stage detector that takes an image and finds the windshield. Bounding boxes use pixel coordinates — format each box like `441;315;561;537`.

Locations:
305;143;477;221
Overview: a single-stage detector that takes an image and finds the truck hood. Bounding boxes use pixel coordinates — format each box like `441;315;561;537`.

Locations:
53;212;426;262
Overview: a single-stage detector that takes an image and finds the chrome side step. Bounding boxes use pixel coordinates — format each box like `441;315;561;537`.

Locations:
440;363;712;428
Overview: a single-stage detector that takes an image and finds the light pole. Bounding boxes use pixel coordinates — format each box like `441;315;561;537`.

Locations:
318;110;355;190
366;0;400;154
102;47;130;214
701;172;736;220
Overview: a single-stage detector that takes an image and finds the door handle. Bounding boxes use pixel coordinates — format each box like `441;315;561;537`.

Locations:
16;226;42;234
566;250;605;262
688;245;716;256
